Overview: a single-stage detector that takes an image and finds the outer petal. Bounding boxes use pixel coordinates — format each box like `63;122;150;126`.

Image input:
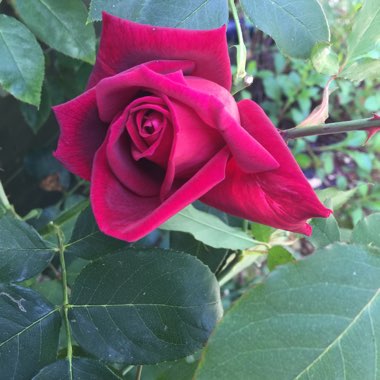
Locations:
91;139;230;242
87;12;232;91
201;100;331;235
96;65;279;173
53;88;107;181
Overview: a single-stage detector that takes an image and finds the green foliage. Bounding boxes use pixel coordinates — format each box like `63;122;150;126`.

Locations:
0;284;61;380
311;41;340;75
65;206;126;260
0;15;44;106
240;0;330;59
88;0;229;29
33;358;122;380
69;248;222;364
195;243;380;380
14;0;96;64
267;246;294;271
161;205;257;250
0;214;54;282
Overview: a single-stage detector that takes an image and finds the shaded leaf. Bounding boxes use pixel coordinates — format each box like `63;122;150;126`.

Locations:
65;206;126;260
88;0;228;29
161;205;256;250
170;231;228;273
69;248;222;364
0;15;44;106
19;84;51;134
351;213;380;251
0;284;61;380
267;246;294;271
240;0;330;59
0;214;54;283
309;214;340;249
33;358;122;379
195;243;380;380
15;0;96;64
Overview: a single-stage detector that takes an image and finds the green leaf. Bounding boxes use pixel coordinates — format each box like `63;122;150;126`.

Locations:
195;243;380;380
88;0;228;29
0;284;61;380
0;15;44;106
160;205;257;250
311;41;340;75
340;57;380;82
125;357;198;380
309;214;340;248
240;0;330;59
251;223;274;243
32;358;122;379
65;206;126;260
69;248;222;364
317;186;367;210
267;246;295;271
170;231;228;273
351;213;380;251
14;0;95;64
346;0;380;63
19;84;51;134
31;280;63;306
0;214;54;283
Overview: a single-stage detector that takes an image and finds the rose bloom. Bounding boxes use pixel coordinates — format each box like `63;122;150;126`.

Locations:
53;13;330;242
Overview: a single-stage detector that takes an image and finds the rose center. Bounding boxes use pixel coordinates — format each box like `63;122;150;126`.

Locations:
141;111;162;135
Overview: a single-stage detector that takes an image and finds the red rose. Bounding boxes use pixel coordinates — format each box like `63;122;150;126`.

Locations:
53;13;330;242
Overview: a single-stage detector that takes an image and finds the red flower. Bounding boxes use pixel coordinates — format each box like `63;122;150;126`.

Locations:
53;13;330;242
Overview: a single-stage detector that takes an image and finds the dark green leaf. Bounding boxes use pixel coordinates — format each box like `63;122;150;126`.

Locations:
0;284;61;380
0;15;44;106
161;205;256;250
32;358;122;379
15;0;96;64
65;206;126;260
125;356;198;380
267;246;294;271
195;243;380;380
309;214;340;248
170;231;228;273
0;214;54;283
351;213;380;251
88;0;228;29
69;248;222;364
240;0;330;59
31;280;63;306
19;84;51;134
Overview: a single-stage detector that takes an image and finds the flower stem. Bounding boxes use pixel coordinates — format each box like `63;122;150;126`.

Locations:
135;366;143;380
229;0;252;93
282;117;380;140
55;225;73;378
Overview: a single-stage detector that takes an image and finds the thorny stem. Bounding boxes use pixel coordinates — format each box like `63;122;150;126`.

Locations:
282;117;380;140
55;224;73;379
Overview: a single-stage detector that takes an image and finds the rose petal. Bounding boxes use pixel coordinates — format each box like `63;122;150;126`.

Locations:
106;111;163;197
201;100;331;235
53;88;107;180
97;65;279;173
88;13;231;91
91;141;230;241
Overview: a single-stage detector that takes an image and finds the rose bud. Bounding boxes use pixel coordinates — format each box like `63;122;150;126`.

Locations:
53;13;330;242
